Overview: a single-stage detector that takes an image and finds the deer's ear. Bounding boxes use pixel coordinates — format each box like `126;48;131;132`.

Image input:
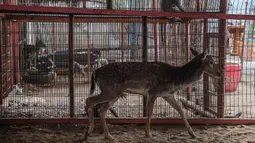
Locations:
202;49;208;60
190;48;199;56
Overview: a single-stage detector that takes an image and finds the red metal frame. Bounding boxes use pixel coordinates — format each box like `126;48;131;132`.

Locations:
153;0;158;61
217;0;227;118
9;20;13;88
83;0;86;8
121;23;124;62
164;24;168;63
87;24;91;85
1;5;255;20
5;15;197;24
203;18;209;111
13;21;19;85
52;22;55;60
174;24;179;65
0;18;2;105
185;22;191;100
1;118;255;125
4;19;8;94
68;15;75;117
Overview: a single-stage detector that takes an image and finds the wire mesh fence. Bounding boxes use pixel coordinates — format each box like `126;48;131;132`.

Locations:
2;0;223;12
0;0;255;123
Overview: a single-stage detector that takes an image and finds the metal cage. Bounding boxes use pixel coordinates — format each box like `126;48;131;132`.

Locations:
0;0;255;125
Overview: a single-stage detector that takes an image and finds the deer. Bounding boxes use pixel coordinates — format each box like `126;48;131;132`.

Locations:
84;48;221;141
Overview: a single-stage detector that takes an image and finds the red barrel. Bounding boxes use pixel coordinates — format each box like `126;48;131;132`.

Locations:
224;63;241;92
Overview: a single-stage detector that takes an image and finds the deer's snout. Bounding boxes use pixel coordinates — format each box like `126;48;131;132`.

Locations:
216;71;221;77
215;68;223;78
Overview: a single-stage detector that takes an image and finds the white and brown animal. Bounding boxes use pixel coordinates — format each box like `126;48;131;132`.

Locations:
84;48;221;140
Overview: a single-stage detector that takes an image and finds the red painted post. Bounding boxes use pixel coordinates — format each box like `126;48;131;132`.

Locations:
13;21;19;85
217;0;227;118
196;0;200;12
185;22;191;100
68;15;74;117
0;18;3;105
203;18;209;110
83;0;86;8
121;23;124;62
9;20;13;88
4;15;255;24
142;16;148;117
52;22;54;58
0;5;255;20
174;24;179;65
87;23;90;85
4;19;8;92
164;23;168;63
153;0;158;61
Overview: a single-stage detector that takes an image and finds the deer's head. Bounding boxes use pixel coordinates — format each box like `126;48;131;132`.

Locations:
190;48;221;78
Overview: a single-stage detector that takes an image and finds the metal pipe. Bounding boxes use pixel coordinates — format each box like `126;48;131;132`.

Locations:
9;20;13;88
153;0;158;61
203;18;209;110
164;23;168;63
2;118;255;125
68;15;74;117
0;18;3;105
217;0;228;118
4;18;8;93
121;23;124;62
174;24;179;65
12;19;19;85
1;5;255;20
5;15;183;24
107;0;112;9
142;16;148;117
83;0;86;8
87;23;91;85
185;22;191;100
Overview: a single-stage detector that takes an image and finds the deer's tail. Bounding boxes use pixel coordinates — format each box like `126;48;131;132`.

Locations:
90;71;96;95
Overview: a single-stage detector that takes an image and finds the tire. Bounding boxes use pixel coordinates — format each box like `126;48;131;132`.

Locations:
23;72;54;84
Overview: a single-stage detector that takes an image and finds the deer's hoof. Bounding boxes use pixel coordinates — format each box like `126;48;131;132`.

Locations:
145;133;152;138
88;124;95;135
189;132;196;139
84;131;90;141
105;134;114;140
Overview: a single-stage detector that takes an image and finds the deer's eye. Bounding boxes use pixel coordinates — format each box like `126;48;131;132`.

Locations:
209;61;214;65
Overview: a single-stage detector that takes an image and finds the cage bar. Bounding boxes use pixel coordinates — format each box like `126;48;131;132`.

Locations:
2;118;255;125
217;0;228;118
153;0;158;61
13;21;19;85
164;23;168;63
142;16;148;117
68;15;75;117
185;22;191;100
121;23;124;62
0;18;2;105
203;18;209;111
0;5;255;20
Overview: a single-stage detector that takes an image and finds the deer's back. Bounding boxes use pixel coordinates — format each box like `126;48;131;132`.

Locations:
94;62;179;90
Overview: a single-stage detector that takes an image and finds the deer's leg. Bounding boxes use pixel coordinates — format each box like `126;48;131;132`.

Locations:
162;96;196;138
85;92;117;140
98;98;119;140
145;95;157;138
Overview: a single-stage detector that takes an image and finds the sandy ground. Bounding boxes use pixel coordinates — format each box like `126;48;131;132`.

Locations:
1;124;255;143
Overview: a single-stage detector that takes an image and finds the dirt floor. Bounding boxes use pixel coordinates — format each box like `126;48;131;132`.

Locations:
1;124;255;143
